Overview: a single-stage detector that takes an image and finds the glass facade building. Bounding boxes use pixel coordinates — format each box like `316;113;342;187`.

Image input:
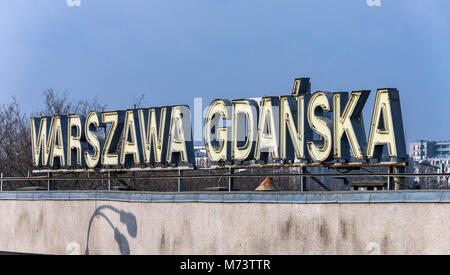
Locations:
409;140;450;173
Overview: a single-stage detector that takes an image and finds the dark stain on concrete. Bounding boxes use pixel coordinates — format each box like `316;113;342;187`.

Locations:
318;220;330;246
172;239;179;252
36;210;44;233
209;237;217;253
254;238;270;254
182;217;194;247
340;219;348;240
159;231;166;254
381;234;390;255
349;219;363;254
335;217;364;254
281;216;293;240
17;211;30;228
170;216;194;253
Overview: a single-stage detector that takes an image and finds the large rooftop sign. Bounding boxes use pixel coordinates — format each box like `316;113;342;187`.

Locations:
30;78;406;170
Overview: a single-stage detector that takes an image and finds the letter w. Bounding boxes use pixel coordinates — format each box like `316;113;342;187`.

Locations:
30;117;54;166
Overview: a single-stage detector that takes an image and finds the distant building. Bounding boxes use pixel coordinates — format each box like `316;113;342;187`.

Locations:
409;140;450;173
409;140;450;188
409;140;450;160
194;145;209;167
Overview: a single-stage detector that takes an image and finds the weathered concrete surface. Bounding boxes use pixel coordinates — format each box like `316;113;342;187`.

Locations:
0;196;449;254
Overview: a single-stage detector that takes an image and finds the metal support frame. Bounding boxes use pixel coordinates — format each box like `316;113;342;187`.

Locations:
301;168;330;191
300;167;306;192
393;166;405;190
32;161;408;175
228;167;234;192
1;173;3;192
178;169;183;192
108;171;112;191
443;163;449;190
47;172;51;191
13;161;450;192
387;166;393;191
27;171;32;188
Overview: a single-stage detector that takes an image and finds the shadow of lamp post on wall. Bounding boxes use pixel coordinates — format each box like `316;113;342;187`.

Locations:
85;205;138;255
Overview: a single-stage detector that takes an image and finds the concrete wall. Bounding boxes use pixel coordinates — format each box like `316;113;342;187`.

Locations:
0;191;450;255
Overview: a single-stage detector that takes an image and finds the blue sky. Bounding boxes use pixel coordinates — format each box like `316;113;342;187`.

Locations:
0;0;449;144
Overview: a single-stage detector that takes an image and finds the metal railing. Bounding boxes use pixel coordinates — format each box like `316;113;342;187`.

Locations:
0;163;449;192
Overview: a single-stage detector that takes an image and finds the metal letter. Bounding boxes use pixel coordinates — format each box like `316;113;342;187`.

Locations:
84;112;103;168
67;114;86;167
120;110;142;165
101;111;125;166
255;97;280;161
307;91;334;163
204;99;232;162
166;105;195;164
232;99;259;161
280;95;312;160
49;116;67;167
291;77;311;96
138;107;169;164
366;88;406;160
333;91;370;160
30;117;53;167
